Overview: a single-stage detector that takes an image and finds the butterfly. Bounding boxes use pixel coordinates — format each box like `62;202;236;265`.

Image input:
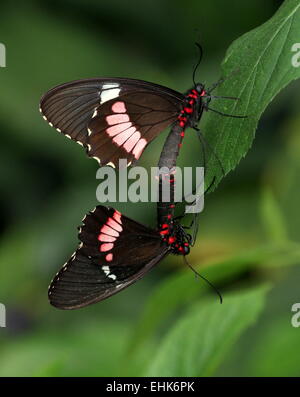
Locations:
40;75;231;168
48;205;191;309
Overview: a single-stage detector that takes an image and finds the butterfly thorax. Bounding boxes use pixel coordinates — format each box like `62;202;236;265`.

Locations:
178;83;209;131
159;221;191;255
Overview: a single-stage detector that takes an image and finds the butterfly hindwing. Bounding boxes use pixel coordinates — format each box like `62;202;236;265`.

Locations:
48;205;168;309
86;91;179;166
40;78;183;161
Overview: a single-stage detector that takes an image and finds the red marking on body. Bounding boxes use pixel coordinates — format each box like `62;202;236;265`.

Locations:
106;253;113;262
160;230;169;236
106;122;132;137
180;131;185;137
100;224;119;237
167;214;172;219
169;204;175;208
100;243;114;252
179;121;185;127
112;101;126;113
106;114;130;125
200;90;206;97
184;107;193;114
168;236;176;244
107;217;123;232
132;138;147;159
98;234;116;242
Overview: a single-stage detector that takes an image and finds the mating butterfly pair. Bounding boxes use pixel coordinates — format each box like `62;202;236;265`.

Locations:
40;76;221;309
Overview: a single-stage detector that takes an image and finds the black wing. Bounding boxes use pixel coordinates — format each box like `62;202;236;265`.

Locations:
40;78;184;164
48;205;169;309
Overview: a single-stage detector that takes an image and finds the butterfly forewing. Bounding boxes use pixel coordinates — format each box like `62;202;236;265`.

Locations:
40;78;183;162
48;205;168;309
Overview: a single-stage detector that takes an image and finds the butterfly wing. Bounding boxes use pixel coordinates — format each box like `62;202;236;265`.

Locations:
40;78;183;157
48;205;168;309
86;91;180;166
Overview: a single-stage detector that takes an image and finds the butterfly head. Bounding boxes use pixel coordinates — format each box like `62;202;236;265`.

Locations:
195;83;205;96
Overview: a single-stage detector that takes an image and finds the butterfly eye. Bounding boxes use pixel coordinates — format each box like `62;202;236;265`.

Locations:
183;245;190;255
195;83;204;93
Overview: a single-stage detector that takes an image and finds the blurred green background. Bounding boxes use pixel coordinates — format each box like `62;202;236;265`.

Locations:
0;0;300;377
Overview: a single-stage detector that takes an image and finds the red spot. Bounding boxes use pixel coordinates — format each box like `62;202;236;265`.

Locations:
179;121;185;127
98;234;116;242
100;243;113;252
178;246;183;252
160;230;169;236
111;101;126;113
132;138;147;160
167;214;172;219
192;89;198;95
169;204;175;208
180;131;185;137
113;210;122;224
168;236;176;244
184;242;189;246
100;224;119;237
106;253;113;262
189;99;194;105
106;114;129;125
161;224;169;229
200;90;206;97
184;107;193;114
107;217;123;232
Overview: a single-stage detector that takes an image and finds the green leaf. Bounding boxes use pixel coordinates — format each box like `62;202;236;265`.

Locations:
260;186;288;243
145;285;269;376
244;316;300;376
203;0;300;189
130;241;300;353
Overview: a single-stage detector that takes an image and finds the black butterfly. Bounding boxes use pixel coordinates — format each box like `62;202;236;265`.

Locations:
48;205;191;309
40;75;240;168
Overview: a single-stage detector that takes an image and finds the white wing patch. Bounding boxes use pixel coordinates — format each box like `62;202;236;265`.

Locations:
100;83;121;104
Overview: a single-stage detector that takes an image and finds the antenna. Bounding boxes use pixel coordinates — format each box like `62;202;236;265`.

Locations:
183;255;223;304
192;42;203;86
